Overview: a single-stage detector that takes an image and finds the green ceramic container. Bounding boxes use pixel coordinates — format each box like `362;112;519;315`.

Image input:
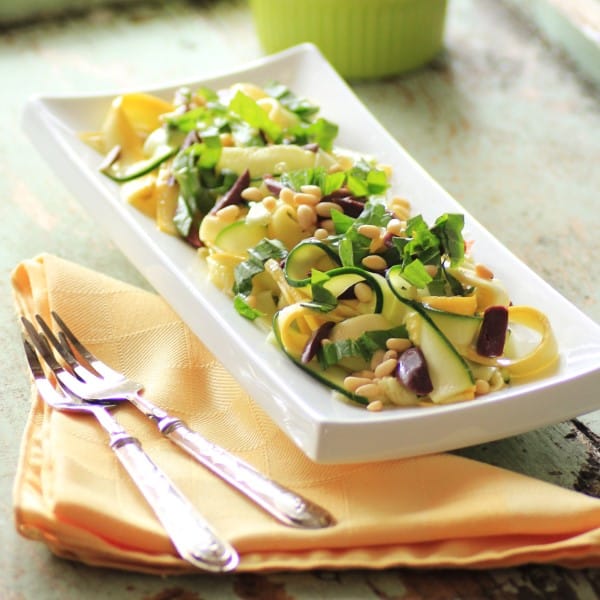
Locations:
249;0;448;80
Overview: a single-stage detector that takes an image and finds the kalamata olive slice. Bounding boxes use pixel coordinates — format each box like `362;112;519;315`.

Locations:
301;321;335;364
331;196;366;218
263;176;286;195
209;168;250;214
396;347;433;395
476;305;509;357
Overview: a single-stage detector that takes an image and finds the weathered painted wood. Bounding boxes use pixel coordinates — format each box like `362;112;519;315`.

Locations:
0;0;598;597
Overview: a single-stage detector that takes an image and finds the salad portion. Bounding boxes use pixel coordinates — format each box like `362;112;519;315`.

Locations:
82;82;558;410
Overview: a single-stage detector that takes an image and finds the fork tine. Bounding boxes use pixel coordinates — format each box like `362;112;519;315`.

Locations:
23;336;44;379
21;317;63;373
22;316;94;401
51;311;116;379
52;311;99;365
34;314;82;374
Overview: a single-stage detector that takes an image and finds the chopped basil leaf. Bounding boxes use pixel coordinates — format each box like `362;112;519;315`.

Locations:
263;82;320;122
318;326;408;368
233;238;288;297
228;91;282;143
233;295;264;320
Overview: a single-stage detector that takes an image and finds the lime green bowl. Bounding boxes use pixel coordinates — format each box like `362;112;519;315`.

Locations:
249;0;448;80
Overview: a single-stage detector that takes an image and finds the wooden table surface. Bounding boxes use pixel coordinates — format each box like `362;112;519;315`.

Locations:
1;0;599;598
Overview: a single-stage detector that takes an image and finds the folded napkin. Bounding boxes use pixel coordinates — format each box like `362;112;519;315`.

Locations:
11;254;600;573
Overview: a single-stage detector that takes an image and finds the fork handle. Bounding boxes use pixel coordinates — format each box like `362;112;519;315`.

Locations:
158;418;334;529
102;422;238;572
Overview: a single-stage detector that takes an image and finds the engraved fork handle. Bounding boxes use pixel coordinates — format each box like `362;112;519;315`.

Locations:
128;393;334;529
91;406;239;572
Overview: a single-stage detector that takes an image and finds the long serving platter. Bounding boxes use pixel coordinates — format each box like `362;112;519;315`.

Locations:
22;43;600;463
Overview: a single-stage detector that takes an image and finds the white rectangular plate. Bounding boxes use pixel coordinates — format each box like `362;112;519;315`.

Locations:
22;43;600;463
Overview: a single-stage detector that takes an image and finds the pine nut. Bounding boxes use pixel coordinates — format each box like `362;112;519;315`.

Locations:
343;376;373;392
374;358;397;378
219;132;235;147
262;195;277;211
313;227;329;240
384;349;398;361
391;196;411;210
320;219;335;233
354;369;375;379
294;192;321;206
475;263;494;280
353;282;373;303
475;379;490;395
367;400;384;412
386;337;412;353
279;187;295;205
297;204;317;230
370;349;386;371
377;163;393;179
369;237;385;253
355;383;381;398
315;201;340;218
390;197;411;220
245;294;257;308
386;218;405;236
425;264;438;277
215;204;240;221
300;185;322;198
357;224;382;239
361;254;388;271
241;186;263;202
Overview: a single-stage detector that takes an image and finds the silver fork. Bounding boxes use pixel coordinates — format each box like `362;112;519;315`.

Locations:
21;334;239;572
26;312;334;529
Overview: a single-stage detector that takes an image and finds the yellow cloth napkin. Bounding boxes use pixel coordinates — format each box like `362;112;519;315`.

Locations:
11;254;600;574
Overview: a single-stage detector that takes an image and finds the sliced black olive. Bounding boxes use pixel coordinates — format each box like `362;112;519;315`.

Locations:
396;347;433;395
476;305;509;357
209;168;250;214
301;321;335;364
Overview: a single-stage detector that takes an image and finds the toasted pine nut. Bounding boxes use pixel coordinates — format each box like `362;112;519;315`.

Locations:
241;186;263;202
357;224;382;239
320;219;335;233
390;197;411;219
377;163;393;179
313;227;329;240
391;196;411;210
369;237;386;253
354;369;375;379
354;282;373;304
355;383;381;398
386;337;412;353
262;195;277;211
386;218;405;236
475;379;490;395
300;185;322;198
367;400;384;412
475;263;494;280
343;376;373;392
327;163;344;174
374;358;397;378
279;187;295;205
297;204;317;230
370;349;386;371
361;254;388;271
425;264;438;277
219;132;235;147
215;204;240;221
384;349;398;361
294;192;321;206
315;201;340;218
